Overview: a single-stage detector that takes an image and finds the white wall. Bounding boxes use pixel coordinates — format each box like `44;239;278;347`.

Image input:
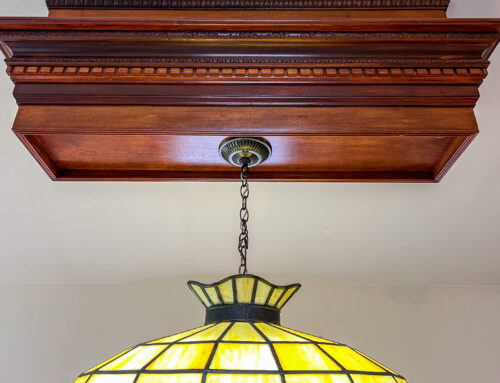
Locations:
1;276;499;383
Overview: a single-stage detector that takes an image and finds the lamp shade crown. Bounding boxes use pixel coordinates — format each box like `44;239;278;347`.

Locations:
188;275;301;325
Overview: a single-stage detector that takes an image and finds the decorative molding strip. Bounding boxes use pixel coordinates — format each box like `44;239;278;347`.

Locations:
8;65;487;81
46;0;451;10
6;57;488;66
1;31;495;42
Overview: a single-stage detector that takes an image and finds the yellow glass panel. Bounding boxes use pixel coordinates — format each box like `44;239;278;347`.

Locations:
218;280;234;304
100;346;166;371
355;351;397;375
149;325;212;344
276;326;334;344
351;375;397;383
285;374;352;383
147;343;214;370
222;322;264;342
85;348;132;372
236;277;255;303
191;285;211;307
395;378;407;383
268;288;285;307
181;322;230;342
276;287;298;309
137;373;203;383
254;281;272;305
206;287;221;305
207;374;281;383
274;344;341;371
87;375;136;383
74;376;90;383
320;345;385;372
210;343;278;371
255;323;307;342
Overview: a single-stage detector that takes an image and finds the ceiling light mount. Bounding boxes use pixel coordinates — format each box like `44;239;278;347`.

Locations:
219;137;272;168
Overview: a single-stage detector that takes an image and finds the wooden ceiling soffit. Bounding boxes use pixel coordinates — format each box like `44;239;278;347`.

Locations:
0;5;499;182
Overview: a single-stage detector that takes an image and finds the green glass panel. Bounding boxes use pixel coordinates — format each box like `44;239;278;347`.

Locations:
191;285;211;307
276;286;299;309
218;280;234;304
236;277;255;304
268;288;285;307
205;287;221;305
254;281;272;305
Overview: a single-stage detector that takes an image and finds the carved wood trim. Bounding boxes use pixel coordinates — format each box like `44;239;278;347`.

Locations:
2;31;497;42
12;83;481;107
45;0;451;10
7;65;488;85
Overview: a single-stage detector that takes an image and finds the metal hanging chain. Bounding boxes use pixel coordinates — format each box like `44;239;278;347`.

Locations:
238;161;250;274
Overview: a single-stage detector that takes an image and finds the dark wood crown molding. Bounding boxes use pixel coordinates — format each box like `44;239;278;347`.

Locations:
45;0;451;10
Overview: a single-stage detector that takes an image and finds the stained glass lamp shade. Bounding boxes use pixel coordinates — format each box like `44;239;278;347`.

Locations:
75;275;406;383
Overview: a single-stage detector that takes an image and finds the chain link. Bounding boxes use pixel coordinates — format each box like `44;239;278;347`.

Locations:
238;162;250;274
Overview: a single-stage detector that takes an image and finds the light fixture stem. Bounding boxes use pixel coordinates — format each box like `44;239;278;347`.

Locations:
238;161;250;274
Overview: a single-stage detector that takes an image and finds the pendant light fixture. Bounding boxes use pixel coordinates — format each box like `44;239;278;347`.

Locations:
74;138;406;383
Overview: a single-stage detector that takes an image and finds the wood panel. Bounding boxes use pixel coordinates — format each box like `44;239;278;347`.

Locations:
1;17;500;32
12;84;481;106
13;105;477;182
14;105;478;136
48;10;449;19
32;134;461;172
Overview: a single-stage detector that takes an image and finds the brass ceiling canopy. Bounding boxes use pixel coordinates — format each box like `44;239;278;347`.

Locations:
219;138;272;168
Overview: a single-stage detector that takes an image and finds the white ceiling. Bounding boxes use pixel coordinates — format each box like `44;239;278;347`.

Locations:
0;0;499;285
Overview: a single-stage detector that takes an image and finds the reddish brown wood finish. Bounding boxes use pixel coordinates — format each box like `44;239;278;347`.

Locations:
13;105;477;182
47;10;449;19
45;0;450;19
0;7;499;182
